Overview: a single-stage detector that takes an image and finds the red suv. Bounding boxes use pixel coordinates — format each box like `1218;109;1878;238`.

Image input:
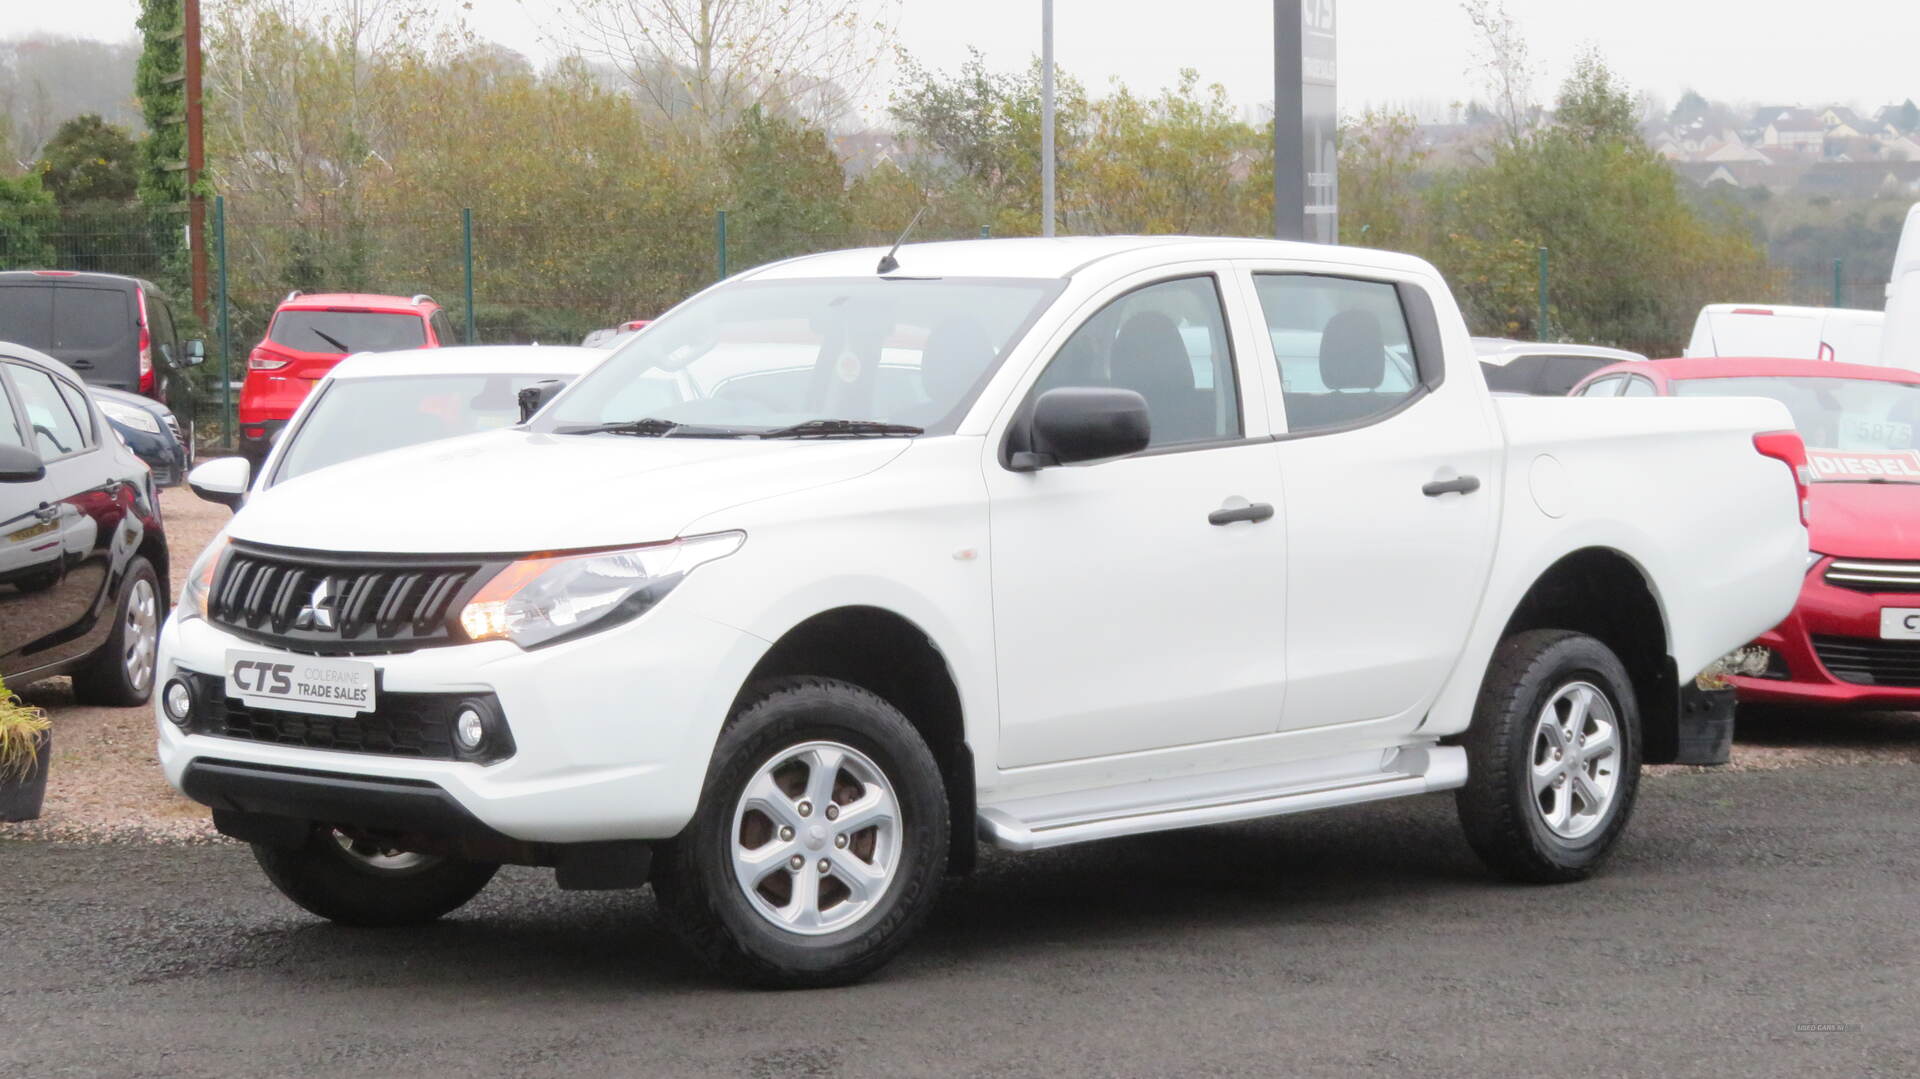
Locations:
238;292;454;462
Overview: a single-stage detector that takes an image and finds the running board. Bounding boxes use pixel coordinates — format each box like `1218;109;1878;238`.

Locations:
977;745;1467;852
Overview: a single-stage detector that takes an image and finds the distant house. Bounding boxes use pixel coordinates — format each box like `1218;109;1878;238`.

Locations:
1762;107;1826;153
1875;100;1920;134
1819;106;1870;138
1703;138;1768;163
1884;134;1920;162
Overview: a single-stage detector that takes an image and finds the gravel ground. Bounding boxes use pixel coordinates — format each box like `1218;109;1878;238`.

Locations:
3;480;1916;844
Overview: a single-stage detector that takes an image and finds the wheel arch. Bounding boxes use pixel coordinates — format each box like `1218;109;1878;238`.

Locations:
734;605;976;873
1497;547;1684;764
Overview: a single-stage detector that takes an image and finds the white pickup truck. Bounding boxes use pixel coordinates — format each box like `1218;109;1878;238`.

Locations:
158;237;1809;987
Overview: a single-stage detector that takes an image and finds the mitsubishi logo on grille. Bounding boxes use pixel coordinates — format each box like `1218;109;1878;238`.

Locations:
295;578;338;631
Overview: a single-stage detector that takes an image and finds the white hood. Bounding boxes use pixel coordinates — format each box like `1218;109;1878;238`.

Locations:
231;429;911;554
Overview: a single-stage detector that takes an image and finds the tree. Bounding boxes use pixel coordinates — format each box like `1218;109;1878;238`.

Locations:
1461;0;1535;146
1338;109;1428;251
134;0;186;208
1071;71;1266;236
1555;48;1636;144
0;172;58;267
35;114;140;205
1670;89;1711;127
550;0;899;139
721;106;849;269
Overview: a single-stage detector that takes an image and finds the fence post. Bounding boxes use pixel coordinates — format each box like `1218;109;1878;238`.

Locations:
1833;258;1844;308
214;194;232;450
462;208;476;345
1536;245;1550;341
980;225;991;239
715;210;728;280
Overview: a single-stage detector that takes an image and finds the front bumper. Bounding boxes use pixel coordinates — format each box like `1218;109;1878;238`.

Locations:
155;602;769;844
1731;557;1920;708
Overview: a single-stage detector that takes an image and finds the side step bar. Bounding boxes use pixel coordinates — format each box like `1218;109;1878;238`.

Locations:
977;745;1467;853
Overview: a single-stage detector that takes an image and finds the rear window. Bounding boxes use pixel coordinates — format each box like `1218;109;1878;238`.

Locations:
0;284;131;351
1480;358;1540;392
269;310;428;353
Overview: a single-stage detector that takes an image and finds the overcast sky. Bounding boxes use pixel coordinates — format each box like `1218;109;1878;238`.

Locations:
11;1;1920;122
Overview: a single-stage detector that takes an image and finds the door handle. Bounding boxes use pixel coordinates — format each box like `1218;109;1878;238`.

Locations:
1208;501;1275;526
1422;475;1481;497
66;359;93;369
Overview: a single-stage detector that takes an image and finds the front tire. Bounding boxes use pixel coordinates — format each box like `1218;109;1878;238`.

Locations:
252;827;499;927
653;677;949;988
1455;629;1641;883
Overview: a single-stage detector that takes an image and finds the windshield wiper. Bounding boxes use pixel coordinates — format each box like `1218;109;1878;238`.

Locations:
756;419;925;439
309;327;350;352
553;417;756;438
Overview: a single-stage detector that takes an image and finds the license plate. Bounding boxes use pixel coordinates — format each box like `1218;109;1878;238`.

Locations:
1880;609;1920;640
225;649;377;717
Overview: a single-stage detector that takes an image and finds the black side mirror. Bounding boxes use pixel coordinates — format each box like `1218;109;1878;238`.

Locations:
1010;387;1152;470
518;379;565;423
0;443;45;483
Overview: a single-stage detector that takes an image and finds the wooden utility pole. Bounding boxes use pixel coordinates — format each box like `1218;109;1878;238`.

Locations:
184;0;209;324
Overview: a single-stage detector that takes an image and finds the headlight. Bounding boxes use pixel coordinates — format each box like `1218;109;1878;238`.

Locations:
460;531;744;649
178;532;231;623
97;398;162;434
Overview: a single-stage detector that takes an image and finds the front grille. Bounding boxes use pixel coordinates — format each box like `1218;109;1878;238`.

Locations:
209;543;501;655
183;673;513;762
1824;559;1920;593
162;411;184;446
1811;635;1920;687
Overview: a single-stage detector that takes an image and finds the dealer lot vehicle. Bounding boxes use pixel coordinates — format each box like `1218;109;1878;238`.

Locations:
1576;355;1920;708
90;385;191;487
1684;303;1884;366
1474;338;1646;396
2;342;167;703
237;292;453;465
186;345;605;509
156;237;1807;987
0;270;203;406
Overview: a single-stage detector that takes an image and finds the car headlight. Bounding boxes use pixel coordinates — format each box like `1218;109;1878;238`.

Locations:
96;398;163;434
178;532;231;623
459;531;744;649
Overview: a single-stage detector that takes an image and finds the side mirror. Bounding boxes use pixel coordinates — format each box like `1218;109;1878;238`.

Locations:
184;339;206;367
1010;387;1152;470
518;379;565;423
187;456;250;510
0;443;45;483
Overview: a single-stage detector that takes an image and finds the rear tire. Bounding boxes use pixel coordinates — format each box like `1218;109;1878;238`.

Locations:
253;827;498;927
1456;629;1642;883
653;677;949;988
72;556;160;707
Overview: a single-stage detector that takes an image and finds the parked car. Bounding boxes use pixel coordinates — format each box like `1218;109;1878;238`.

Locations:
2;341;167;704
154;237;1807;987
238;292;453;465
1475;338;1647;396
90;385;192;487
1575;355;1920;708
0;270;203;404
1880;201;1920;371
1684;303;1884;366
582;319;652;348
188;345;604;508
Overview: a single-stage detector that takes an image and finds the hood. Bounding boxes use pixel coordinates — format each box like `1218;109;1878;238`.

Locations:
88;384;168;415
1809;481;1920;560
230;429;911;554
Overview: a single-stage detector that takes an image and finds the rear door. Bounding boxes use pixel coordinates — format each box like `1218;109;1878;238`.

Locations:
1239;262;1502;733
48;285;138;390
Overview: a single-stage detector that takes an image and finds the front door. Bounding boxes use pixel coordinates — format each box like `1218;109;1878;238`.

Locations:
986;272;1289;768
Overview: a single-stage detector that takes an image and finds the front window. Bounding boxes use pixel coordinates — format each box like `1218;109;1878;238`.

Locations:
542;277;1063;437
269;310;429;354
271;372;574;485
1670;375;1920;481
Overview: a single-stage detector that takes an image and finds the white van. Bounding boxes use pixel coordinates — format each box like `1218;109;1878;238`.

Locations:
1684;303;1884;364
1880;202;1920;371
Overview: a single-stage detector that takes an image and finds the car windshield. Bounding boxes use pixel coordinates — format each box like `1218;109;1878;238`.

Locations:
270;372;574;485
1671;375;1920;482
541;276;1065;436
269;310;427;353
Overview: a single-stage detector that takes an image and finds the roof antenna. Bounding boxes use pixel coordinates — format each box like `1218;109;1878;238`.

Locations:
876;206;929;275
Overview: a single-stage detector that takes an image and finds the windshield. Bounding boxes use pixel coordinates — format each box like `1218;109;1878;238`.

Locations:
269;310;427;354
541;276;1065;436
1671;375;1920;482
270;372;575;485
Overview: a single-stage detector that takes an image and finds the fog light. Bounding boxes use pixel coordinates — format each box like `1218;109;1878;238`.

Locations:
162;678;193;726
454;707;486;750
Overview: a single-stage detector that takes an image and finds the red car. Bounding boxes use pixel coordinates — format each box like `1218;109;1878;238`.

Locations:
1574;356;1920;707
238;292;454;462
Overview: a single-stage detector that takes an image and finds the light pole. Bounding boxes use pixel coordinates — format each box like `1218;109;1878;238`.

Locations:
1273;0;1303;241
1042;0;1056;237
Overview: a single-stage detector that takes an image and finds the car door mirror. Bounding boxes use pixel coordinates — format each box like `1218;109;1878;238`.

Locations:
0;443;45;483
184;339;206;367
187;456;250;510
518;379;565;423
1010;387;1153;470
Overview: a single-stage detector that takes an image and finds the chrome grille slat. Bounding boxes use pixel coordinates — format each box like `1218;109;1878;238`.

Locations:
1824;559;1920;594
208;545;496;655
